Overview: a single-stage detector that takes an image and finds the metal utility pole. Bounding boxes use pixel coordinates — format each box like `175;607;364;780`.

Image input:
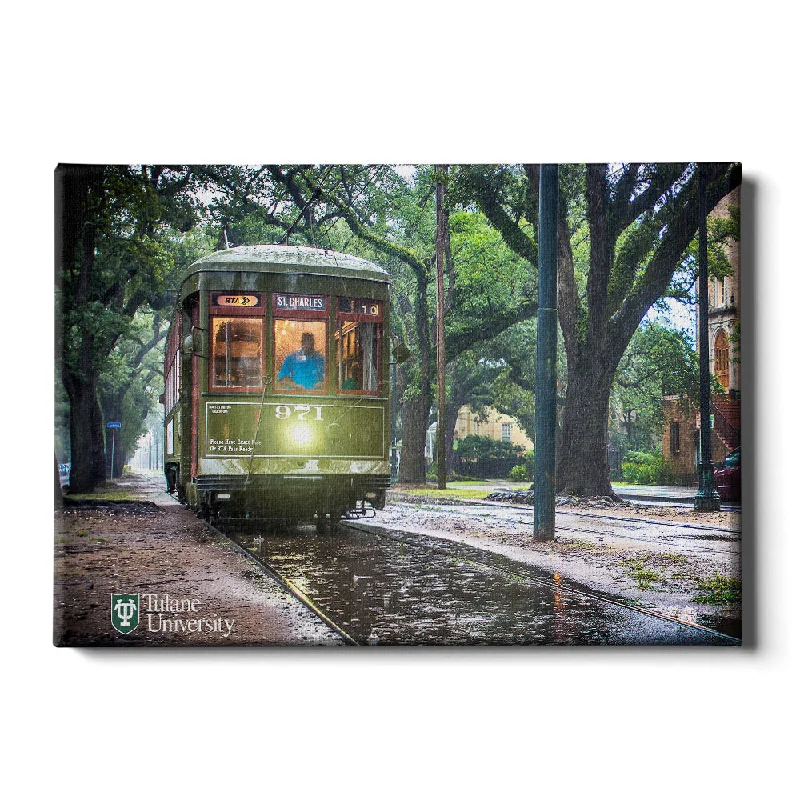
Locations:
694;164;721;511
534;164;558;540
435;165;448;490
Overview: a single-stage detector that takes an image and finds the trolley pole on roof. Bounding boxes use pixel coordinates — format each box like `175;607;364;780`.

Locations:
694;164;721;511
534;164;558;541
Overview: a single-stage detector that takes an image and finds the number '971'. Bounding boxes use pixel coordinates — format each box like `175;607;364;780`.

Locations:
275;405;323;421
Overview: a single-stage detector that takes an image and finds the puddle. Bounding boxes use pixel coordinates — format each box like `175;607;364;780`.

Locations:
229;525;736;646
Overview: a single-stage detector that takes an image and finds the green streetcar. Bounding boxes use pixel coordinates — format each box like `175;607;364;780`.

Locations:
162;245;391;525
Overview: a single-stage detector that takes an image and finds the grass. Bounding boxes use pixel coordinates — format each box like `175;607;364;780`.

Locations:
658;553;689;564
558;538;597;552
693;573;742;605
66;485;138;502
624;557;662;590
391;487;494;502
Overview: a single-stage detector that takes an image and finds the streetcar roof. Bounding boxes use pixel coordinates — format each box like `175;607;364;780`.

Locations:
184;245;389;284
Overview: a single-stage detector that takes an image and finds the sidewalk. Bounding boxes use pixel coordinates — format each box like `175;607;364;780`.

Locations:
54;472;343;647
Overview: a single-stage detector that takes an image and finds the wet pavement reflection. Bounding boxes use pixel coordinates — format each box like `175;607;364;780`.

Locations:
228;525;736;646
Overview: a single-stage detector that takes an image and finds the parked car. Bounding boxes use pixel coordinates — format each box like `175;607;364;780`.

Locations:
714;447;741;501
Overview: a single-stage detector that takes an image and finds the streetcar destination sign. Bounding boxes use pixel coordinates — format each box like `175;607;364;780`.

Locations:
274;293;327;311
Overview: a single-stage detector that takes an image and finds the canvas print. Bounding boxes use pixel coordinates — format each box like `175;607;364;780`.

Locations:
54;163;742;646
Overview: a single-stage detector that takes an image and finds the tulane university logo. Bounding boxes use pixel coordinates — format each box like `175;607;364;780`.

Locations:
111;594;140;634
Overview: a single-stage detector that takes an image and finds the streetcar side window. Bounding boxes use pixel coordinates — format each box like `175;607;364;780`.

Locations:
210;317;264;390
336;298;382;394
164;315;181;412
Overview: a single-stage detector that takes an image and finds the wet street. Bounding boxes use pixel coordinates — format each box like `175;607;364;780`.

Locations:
404;501;741;567
228;524;737;646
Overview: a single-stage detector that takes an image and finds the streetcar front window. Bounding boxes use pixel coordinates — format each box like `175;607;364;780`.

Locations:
274;319;328;393
211;317;264;389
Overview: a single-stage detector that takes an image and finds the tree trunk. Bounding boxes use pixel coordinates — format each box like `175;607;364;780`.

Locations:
395;270;433;485
398;393;430;483
444;398;461;479
557;355;614;497
65;374;107;492
54;454;63;506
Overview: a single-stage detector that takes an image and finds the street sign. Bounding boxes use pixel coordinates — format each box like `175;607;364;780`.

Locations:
107;422;121;428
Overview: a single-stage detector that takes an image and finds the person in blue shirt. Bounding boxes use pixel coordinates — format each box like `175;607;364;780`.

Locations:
278;332;325;390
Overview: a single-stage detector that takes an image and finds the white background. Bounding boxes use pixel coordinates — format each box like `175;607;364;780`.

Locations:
4;2;795;798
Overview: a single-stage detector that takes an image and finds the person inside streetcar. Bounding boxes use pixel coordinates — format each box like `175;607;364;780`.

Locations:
277;332;325;390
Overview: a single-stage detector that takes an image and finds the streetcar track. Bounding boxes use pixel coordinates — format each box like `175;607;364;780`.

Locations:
392;501;739;554
554;526;738;556
394;499;739;534
216;522;359;645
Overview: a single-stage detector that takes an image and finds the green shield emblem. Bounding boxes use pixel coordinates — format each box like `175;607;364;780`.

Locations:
111;594;140;634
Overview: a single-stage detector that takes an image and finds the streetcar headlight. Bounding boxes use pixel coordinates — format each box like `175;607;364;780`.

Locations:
291;424;313;445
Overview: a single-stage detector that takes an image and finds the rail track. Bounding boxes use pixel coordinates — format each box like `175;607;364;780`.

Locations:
389;500;740;558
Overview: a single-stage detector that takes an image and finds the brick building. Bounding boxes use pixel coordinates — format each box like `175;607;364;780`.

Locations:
662;187;741;483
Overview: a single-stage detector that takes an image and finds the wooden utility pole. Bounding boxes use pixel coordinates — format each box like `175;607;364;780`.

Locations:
435;165;448;490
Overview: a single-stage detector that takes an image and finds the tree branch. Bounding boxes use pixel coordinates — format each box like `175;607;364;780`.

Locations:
609;162;741;364
461;167;538;265
445;296;538;356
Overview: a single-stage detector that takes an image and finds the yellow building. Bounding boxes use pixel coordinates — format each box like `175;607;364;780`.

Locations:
453;406;533;450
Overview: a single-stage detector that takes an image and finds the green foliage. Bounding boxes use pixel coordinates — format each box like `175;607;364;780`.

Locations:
621;451;672;485
666;199;740;306
693;574;742;605
525;449;535;479
456;434;523;460
508;464;527;481
610;321;700;466
624;557;662;590
730;320;741;363
507;450;535;481
58;165;205;487
447;211;534;326
94;293;179;468
425;464;478;483
454;434;525;479
54;374;70;462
